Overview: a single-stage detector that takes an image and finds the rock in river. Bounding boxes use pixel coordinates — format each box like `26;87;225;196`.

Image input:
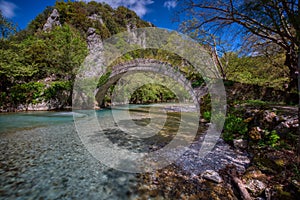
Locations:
202;170;223;183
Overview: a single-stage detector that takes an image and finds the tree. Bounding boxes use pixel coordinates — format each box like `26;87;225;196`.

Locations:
177;0;299;89
0;10;16;38
42;24;88;80
177;0;300;153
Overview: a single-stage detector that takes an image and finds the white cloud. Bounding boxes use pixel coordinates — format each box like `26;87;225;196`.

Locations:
84;0;154;17
0;0;17;18
163;0;177;10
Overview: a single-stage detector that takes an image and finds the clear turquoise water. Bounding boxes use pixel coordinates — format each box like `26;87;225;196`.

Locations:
0;103;180;133
0;103;210;199
0;108;126;133
0;111;76;133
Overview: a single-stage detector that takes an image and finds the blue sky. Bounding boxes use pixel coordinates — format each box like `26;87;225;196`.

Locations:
0;0;180;31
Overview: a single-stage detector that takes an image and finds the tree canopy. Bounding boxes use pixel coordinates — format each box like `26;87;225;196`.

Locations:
177;0;299;90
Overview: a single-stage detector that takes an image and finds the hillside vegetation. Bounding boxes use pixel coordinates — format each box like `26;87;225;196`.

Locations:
0;1;152;110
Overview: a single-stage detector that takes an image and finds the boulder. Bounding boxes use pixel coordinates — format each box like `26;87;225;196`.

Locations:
249;127;262;141
202;170;223;183
245;179;266;196
233;139;248;150
88;14;104;25
43;9;61;31
87;27;103;53
263;110;277;123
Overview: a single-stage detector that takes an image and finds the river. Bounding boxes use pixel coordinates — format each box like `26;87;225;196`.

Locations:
0;103;249;199
0;104;194;199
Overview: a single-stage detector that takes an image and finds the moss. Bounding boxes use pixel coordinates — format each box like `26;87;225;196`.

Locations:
273;185;295;200
253;155;284;174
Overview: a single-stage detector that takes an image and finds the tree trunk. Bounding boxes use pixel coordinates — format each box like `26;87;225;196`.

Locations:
284;47;300;155
283;48;298;105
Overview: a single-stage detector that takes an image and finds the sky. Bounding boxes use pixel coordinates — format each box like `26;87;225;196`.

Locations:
0;0;180;31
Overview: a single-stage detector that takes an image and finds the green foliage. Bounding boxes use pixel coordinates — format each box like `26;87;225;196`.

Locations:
0;23;87;107
97;71;111;87
41;24;88;78
130;84;177;104
6;81;71;106
257;130;280;148
222;52;289;90
54;1;149;39
44;81;72;101
222;114;248;142
200;94;211;116
266;130;280;147
191;77;205;88
223;80;235;87
0;10;17;38
202;111;211;121
293;164;300;180
0;0;155;109
25;6;53;36
1;23;87;81
244;99;267;107
10;82;45;105
0;40;39;82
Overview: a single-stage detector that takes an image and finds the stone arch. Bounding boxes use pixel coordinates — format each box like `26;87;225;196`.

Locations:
95;58;206;107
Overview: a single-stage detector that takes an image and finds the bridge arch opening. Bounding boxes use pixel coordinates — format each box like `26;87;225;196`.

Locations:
95;58;206;108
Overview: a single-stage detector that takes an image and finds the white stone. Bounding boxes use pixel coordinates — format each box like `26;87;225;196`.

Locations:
233;139;247;150
202;170;223;183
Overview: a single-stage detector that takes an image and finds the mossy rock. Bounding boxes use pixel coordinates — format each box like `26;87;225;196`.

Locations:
253;155;284;174
272;185;296;200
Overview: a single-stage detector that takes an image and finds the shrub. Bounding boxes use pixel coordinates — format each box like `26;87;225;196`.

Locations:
44;81;72;101
10;82;45;105
266;130;280;147
222;114;248;142
202;111;211;121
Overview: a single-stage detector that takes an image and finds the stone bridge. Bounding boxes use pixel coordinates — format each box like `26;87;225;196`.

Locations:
95;58;208;107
